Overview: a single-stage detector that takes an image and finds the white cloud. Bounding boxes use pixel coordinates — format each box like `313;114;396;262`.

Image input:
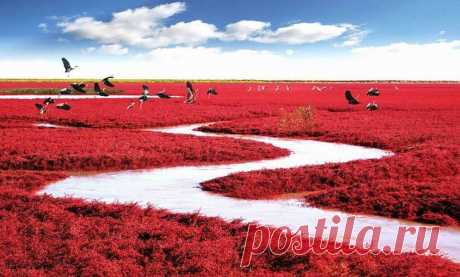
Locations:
100;44;129;55
58;2;207;48
224;20;358;44
57;2;362;48
145;20;221;48
252;23;353;44
224;20;271;40
38;23;49;33
335;26;370;47
440;30;446;36
223;21;354;44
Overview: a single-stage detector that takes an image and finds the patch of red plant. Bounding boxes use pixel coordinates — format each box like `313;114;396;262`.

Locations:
200;87;460;226
0;121;288;173
1;171;459;276
1;81;460;274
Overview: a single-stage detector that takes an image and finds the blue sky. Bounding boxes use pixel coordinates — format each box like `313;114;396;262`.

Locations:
0;0;459;79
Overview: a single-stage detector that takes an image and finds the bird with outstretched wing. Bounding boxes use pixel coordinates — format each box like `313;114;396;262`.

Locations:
62;57;77;73
345;90;360;105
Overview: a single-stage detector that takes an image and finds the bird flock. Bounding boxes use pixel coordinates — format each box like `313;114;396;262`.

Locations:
344;87;381;111
35;58;207;115
34;57;383;115
248;83;382;111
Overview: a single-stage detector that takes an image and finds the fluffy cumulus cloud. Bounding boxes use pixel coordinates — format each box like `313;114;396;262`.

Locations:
255;22;352;44
224;20;271;40
150;20;221;47
57;2;220;49
57;2;363;49
58;2;189;48
224;20;357;44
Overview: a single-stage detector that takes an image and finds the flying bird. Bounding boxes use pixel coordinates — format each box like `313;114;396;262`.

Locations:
139;94;148;103
207;87;217;96
35;98;54;115
44;97;55;105
102;76;115;87
127;102;136;110
126;85;149;109
312;86;327;92
156;91;171;99
35;103;46;115
366;103;379;111
185;81;196;104
367;88;380;97
138;85;149;105
56;103;71;111
94;83;109;97
142;85;150;96
71;83;86;93
62;57;77;73
345;90;360;105
59;88;72;95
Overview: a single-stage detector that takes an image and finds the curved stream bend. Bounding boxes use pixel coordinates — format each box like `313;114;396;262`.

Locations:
39;123;460;262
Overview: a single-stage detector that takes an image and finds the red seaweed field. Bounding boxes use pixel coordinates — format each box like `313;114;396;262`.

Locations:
0;81;459;276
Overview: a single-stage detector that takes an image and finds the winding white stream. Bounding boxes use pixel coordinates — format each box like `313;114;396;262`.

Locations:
38;123;460;262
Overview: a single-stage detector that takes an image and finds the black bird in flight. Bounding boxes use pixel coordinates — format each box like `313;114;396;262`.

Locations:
207;87;218;96
366;103;379;111
35;103;46;115
103;76;115;87
59;88;72;95
44;97;55;106
367;87;380;97
56;103;71;111
345;90;360;105
156;90;171;99
128;84;150;110
71;83;86;93
138;85;149;103
185;81;196;104
62;58;78;73
94;83;109;97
